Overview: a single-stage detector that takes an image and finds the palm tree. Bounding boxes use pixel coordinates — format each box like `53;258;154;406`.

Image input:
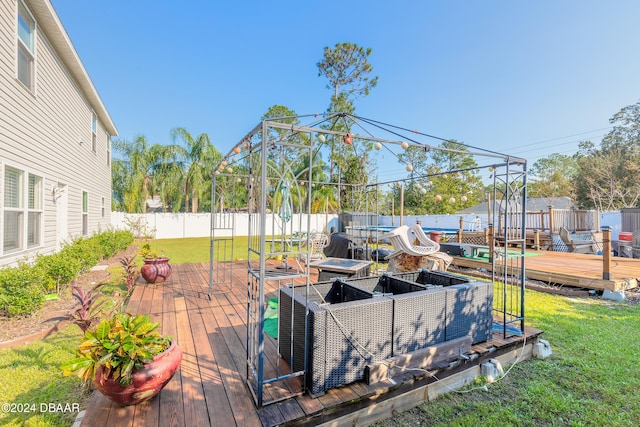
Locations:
112;135;154;213
112;135;187;213
171;127;220;213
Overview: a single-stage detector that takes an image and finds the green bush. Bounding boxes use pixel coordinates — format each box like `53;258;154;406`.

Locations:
0;262;46;317
35;251;82;289
0;230;135;318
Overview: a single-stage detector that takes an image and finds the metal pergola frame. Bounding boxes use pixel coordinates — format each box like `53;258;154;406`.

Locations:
209;112;528;407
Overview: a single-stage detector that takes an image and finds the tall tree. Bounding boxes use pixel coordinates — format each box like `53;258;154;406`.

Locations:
396;140;482;214
575;141;640;210
574;99;640;210
317;42;379;100
528;153;577;198
112;135;155;213
112;135;186;213
171;128;220;213
317;42;378;210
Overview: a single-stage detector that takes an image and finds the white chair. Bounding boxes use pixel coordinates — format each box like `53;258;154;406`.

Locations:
299;233;329;263
408;224;441;253
381;225;440;259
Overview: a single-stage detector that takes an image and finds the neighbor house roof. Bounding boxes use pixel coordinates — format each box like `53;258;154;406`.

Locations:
28;0;117;136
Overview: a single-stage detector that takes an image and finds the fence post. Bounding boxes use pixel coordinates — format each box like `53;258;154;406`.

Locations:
548;206;554;234
602;226;611;280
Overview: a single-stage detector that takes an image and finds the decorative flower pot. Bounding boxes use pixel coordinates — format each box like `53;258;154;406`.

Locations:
93;340;182;406
140;257;172;283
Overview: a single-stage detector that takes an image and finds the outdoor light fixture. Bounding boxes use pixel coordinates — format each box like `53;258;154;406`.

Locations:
400;141;409;150
374;142;382;150
317;134;326;143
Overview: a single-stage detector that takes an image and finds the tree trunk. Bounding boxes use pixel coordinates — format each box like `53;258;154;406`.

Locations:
192;195;199;213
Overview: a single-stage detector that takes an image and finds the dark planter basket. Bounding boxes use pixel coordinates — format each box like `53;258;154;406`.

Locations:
140;257;172;283
93;340;182;406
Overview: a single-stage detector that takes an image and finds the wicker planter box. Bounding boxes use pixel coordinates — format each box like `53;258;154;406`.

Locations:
392;269;471;287
279;281;393;396
279;271;493;396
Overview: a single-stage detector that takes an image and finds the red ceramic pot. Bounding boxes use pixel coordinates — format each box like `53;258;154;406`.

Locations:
140;257;172;283
93;340;182;406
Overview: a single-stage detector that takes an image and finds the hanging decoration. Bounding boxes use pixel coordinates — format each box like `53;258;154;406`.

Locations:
343;133;353;145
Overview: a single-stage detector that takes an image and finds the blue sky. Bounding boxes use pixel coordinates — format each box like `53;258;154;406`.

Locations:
52;0;639;181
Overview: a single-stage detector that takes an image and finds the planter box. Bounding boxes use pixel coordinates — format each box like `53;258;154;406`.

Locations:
279;271;493;396
391;269;471;287
279;281;393;396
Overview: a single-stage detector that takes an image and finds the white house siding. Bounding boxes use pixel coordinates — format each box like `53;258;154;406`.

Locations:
0;0;116;267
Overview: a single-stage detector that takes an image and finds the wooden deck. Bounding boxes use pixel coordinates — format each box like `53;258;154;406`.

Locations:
451;250;640;292
79;262;542;427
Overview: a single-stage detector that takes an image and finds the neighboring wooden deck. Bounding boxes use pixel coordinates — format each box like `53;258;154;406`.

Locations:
79;262;542;427
451;250;640;292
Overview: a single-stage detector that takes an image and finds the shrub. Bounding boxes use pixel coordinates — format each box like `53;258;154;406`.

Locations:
0;262;46;317
35;251;82;290
0;230;135;318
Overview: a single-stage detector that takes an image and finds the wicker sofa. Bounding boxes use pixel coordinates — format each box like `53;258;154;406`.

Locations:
279;270;493;396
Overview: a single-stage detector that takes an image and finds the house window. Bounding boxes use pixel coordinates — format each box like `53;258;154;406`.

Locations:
2;165;43;254
27;173;43;247
91;112;97;152
82;191;88;235
17;0;35;91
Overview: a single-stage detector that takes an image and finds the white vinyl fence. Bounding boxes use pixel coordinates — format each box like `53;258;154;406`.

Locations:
111;212;338;239
111;211;622;240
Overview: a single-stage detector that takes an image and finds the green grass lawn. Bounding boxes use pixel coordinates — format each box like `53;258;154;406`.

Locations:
0;325;86;427
1;237;639;426
139;236;252;263
375;290;640;427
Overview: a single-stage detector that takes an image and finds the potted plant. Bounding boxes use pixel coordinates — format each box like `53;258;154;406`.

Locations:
139;243;172;284
60;312;182;406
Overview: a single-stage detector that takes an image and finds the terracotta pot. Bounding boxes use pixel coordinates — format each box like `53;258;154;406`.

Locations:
140;257;172;283
93;340;182;406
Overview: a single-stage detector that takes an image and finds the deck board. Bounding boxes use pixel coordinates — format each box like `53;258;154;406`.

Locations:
451;250;640;291
81;261;543;427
